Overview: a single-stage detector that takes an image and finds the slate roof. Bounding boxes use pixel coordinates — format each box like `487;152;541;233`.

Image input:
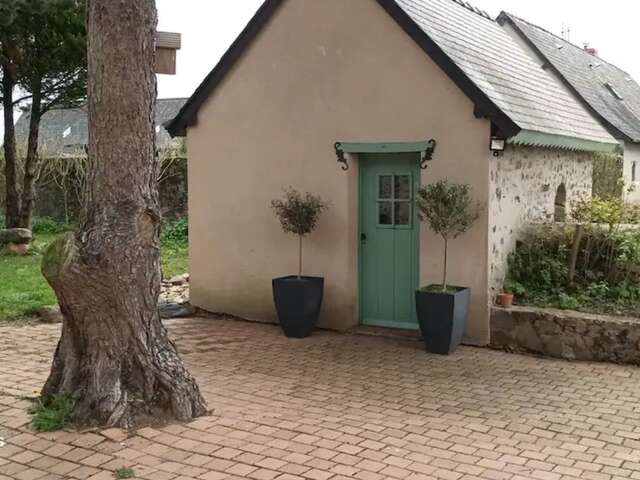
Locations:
15;98;187;158
168;0;617;151
500;12;640;144
395;0;614;146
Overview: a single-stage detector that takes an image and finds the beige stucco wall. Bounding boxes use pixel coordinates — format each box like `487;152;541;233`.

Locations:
623;143;640;204
489;146;593;296
185;0;492;344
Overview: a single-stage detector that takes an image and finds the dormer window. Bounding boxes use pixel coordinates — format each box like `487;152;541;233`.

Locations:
62;126;71;138
605;82;623;101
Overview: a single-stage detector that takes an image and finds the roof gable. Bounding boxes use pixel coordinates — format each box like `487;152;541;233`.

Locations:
168;0;616;151
500;13;640;144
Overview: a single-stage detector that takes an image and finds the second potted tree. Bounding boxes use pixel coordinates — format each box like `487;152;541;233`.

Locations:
271;188;328;338
415;180;481;354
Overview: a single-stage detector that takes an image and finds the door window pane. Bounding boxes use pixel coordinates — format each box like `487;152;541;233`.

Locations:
378;202;393;225
378;175;393;199
394;175;411;200
395;202;411;226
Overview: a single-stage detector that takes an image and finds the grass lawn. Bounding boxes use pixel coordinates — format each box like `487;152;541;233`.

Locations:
0;234;188;321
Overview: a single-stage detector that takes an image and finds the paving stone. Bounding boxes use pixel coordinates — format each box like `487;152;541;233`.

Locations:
1;317;640;480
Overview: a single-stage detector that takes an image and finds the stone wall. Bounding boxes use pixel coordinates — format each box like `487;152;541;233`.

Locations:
489;146;593;297
491;306;640;365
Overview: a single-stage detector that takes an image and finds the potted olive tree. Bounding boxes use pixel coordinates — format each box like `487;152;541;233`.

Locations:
271;188;328;338
415;180;481;354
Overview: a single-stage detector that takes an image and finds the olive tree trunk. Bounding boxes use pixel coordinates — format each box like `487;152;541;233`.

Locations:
41;0;207;428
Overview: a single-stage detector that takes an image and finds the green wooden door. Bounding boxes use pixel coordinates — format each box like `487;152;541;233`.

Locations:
359;153;420;329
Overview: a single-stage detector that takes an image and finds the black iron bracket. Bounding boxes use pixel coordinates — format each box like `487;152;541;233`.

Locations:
420;139;437;169
335;142;349;171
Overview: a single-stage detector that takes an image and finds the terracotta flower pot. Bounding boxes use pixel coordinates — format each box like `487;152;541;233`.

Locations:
497;293;514;308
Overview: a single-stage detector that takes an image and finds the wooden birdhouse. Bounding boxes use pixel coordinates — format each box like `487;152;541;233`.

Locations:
156;31;181;75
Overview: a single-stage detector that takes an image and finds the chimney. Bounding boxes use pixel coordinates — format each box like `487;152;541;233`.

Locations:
583;43;598;56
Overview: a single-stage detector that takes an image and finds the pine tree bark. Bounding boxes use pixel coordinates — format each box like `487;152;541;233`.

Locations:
1;65;21;228
41;0;207;428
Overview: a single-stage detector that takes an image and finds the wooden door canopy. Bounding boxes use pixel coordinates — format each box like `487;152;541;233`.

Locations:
156;31;181;75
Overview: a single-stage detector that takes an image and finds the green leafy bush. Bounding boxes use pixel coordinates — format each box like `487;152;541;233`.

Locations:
592;153;624;199
32;217;74;235
161;217;188;244
505;224;640;315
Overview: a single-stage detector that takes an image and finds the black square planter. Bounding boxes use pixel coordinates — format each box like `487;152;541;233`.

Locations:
415;287;470;354
272;276;324;338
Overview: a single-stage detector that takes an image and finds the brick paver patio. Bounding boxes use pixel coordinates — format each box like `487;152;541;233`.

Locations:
1;317;640;480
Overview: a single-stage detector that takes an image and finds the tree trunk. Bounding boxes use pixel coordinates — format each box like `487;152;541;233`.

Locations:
567;224;584;289
442;237;448;291
18;86;42;229
298;235;303;278
2;68;21;228
41;0;207;428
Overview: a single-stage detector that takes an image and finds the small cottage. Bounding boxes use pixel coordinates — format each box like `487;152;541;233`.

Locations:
168;0;617;345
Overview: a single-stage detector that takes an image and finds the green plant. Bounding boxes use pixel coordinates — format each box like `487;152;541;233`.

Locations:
504;224;640;315
114;467;135;479
271;188;328;278
557;293;580;310
29;393;75;432
161;217;188;244
31;217;74;235
592;153;624;199
416;180;482;291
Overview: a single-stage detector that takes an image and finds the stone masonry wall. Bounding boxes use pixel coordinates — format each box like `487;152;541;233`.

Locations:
491;306;640;365
489;146;593;298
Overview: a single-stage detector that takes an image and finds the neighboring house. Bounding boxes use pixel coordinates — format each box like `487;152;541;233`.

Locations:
14;97;187;159
168;0;617;345
498;13;640;202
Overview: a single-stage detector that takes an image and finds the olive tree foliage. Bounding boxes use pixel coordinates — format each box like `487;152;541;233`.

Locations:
271;188;328;277
0;0;86;229
416;180;482;290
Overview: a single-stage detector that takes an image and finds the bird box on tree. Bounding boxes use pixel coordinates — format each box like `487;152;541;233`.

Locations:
155;31;181;75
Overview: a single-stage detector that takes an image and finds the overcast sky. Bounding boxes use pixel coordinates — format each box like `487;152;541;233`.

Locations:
156;0;640;100
2;0;639;136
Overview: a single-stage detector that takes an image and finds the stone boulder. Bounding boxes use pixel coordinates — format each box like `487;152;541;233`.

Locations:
0;228;32;245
